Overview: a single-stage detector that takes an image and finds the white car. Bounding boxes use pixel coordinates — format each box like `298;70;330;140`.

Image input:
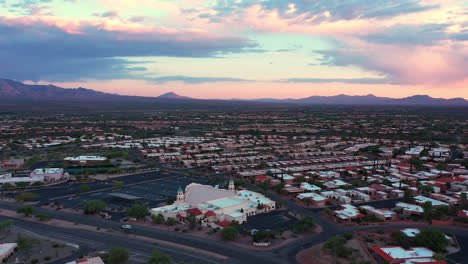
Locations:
121;224;133;230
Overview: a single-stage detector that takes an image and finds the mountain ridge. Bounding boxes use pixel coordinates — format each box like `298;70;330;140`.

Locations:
0;78;466;106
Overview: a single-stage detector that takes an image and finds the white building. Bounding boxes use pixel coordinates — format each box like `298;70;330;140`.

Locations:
0;173;43;185
0;243;16;262
30;168;69;183
151;180;275;226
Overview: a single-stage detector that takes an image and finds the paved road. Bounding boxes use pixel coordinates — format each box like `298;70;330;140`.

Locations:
0;201;281;264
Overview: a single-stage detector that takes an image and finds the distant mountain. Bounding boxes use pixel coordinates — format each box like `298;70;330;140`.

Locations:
250;94;468;106
0;78;118;100
0;78;466;106
156;92;192;100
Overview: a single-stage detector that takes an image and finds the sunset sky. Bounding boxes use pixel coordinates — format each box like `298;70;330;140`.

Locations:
1;0;467;99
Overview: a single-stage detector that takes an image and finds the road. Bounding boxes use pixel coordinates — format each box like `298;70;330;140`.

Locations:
1;167;467;264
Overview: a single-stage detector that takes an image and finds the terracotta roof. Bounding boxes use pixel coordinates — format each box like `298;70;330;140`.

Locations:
205;210;216;217
186;208;203;216
176;214;186;220
217;221;232;227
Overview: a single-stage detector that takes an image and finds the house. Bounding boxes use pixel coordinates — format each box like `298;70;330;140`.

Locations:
300;182;321;192
371;246;445;264
395;202;424;216
1;159;24;169
297;192;328;207
414;195;449;207
324;179;350;189
321;191;352;204
359;205;396;221
334;204;365;220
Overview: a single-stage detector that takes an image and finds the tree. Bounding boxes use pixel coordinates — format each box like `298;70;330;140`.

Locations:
0;220;13;233
127;205;148;219
252;229;275;242
112;181;124;189
291;217;316;233
421;185;434;194
414;228;449;252
151;214;165;224
35;213;51;221
323;236;353;259
79;184;91;193
84;200;106;214
403;189;415;203
15;192;39;202
17;236;37;255
147;250;171;264
165;217;177;226
2;183;14;189
108;247;129;264
17;206;35;216
422;201;434;223
221;226;239;241
391;231;413;249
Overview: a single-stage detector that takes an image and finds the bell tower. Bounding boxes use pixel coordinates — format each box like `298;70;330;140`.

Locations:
176;186;185;203
228;179;235;192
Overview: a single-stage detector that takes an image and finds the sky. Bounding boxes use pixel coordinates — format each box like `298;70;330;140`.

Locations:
1;0;467;99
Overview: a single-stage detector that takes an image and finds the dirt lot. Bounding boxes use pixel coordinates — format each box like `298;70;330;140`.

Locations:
0;228;76;264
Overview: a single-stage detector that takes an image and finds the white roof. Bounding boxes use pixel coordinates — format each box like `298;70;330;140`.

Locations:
31;168;63;174
414;195;449;207
0;243;16;256
297;192;327;201
395;202;424;213
378;247;434;260
64;156;107;161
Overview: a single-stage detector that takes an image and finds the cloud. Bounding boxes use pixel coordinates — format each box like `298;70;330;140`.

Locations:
0;16;255;81
210;0;437;22
282;78;390;84
147;76;252;84
314;41;468;85
93;11;120;19
361;23;451;46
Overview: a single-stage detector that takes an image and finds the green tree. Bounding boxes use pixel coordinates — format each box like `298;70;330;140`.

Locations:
391;231;413;249
127;205;148;219
147;250;171;264
0;220;13;233
422;201;434;223
112;181;125;189
15;192;39;202
403;189;415;203
323;236;353;259
414;228;449;252
253;229;275;242
151;214;165;224
17;206;35;216
2;183;14;189
108;247;129;264
291;217;316;233
79;184;91;193
35;213;51;221
165;217;177;226
221;226;238;241
17;236;38;255
84;200;106;214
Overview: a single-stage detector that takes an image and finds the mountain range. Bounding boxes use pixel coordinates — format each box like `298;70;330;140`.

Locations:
0;78;466;106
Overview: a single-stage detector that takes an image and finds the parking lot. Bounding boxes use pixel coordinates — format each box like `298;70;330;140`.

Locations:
242;210;298;231
57;175;214;211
